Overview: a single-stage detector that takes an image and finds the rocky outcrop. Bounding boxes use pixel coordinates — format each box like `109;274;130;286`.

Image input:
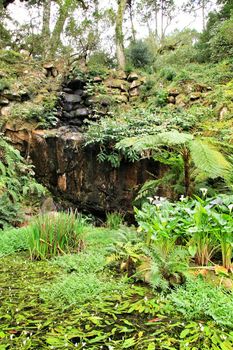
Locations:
1;67;164;216
57;71;145;129
4;126;162;215
167;82;212;107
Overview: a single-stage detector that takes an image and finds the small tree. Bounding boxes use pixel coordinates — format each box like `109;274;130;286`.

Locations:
127;39;153;68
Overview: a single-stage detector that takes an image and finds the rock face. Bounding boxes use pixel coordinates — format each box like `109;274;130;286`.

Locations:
2;69;162;216
4;126;162;215
30;129;161;215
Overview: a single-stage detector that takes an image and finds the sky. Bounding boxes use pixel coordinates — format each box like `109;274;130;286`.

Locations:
6;0;218;43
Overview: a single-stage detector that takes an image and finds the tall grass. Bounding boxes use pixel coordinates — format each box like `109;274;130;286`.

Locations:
28;211;87;260
106;212;124;230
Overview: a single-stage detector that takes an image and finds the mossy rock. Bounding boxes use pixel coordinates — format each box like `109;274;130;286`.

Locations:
105;79;129;92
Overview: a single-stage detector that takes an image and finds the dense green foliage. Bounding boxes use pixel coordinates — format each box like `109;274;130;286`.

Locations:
0;136;45;228
28;212;86;260
0;223;233;349
169;277;233;328
135;194;233;269
127;40;153;68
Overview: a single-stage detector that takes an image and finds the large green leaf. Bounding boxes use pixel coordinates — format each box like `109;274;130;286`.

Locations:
189;140;231;179
116;131;193;154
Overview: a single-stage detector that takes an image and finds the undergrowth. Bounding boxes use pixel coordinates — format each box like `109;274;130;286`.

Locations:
0;226;29;257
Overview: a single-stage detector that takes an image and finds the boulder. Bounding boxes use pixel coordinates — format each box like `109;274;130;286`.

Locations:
115;95;128;103
93;76;102;83
43;63;58;78
175;94;186;107
189;92;201;101
0;97;9;106
0;106;11;116
41;197;57;213
129;87;139;97
118;70;127;80
3;91;21;101
168;96;175;104
73;89;84;96
63;102;74;112
43;62;54;69
168;88;181;96
130;80;142;89
128;72;139;82
106;79;129;91
68;119;83;126
63;93;82;104
195;83;212;92
73;108;89;118
219;106;228;121
63;88;73;93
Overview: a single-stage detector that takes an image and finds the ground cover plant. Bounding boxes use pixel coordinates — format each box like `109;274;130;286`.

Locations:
0;196;233;349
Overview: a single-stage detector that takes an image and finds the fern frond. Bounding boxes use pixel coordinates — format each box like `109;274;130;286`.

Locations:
135;179;162;201
159;131;193;146
190;140;231;179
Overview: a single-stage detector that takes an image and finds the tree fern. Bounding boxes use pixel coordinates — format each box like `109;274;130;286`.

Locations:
189;140;231;179
116;131;231;197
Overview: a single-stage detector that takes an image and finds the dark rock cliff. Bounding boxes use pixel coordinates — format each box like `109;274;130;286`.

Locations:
2;72;164;215
30;129;160;215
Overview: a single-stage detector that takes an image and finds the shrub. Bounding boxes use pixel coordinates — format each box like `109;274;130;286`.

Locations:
88;51;114;70
159;67;176;81
28;211;87;260
209;18;233;62
106;211;124;230
139;78;155;100
169;277;233;328
127;40;153;68
0;49;23;64
0;136;46;228
0;77;10;92
149;245;189;290
0;226;30;257
154;89;168;107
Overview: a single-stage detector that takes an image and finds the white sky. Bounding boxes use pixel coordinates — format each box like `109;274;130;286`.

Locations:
7;0;218;42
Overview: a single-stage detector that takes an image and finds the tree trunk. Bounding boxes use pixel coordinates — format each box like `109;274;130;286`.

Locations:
93;0;99;36
160;0;164;42
182;148;191;197
154;8;158;40
49;0;71;57
41;0;51;58
115;0;127;70
128;2;136;41
202;0;205;30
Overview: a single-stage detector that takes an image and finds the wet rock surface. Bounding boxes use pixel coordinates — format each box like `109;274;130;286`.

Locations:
1;70;162;215
27;128;160;215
